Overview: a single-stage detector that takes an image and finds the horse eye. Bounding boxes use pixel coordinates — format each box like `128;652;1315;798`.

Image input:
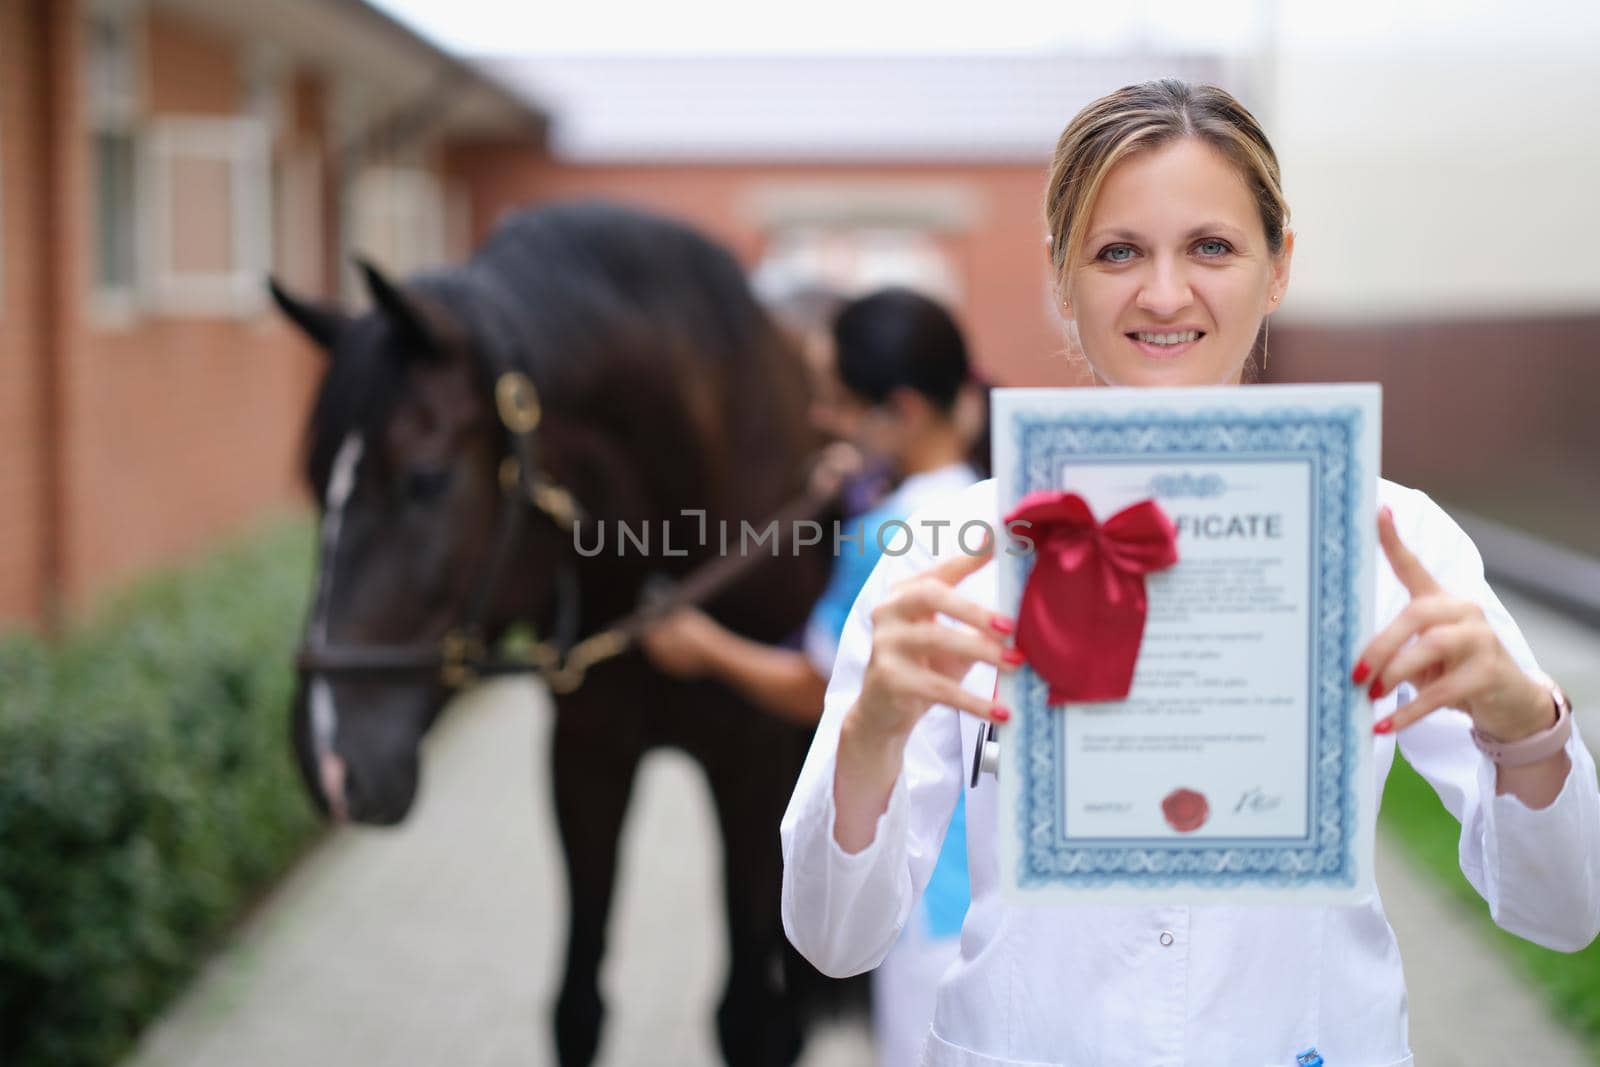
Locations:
405;466;453;504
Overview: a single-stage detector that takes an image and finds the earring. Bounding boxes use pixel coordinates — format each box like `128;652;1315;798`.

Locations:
1262;315;1271;374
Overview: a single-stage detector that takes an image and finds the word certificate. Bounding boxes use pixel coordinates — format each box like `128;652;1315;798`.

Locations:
993;384;1381;905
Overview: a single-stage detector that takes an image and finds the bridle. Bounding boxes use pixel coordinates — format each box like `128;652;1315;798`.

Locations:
295;367;840;696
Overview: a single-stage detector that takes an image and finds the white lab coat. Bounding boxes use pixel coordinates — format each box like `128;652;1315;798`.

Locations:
781;478;1600;1067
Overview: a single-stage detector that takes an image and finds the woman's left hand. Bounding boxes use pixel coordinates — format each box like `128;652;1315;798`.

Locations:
1356;505;1552;740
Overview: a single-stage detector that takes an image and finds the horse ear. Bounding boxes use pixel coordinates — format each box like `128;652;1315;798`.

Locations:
354;257;442;358
268;276;346;352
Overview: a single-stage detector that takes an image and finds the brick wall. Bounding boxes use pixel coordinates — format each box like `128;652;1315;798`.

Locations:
0;1;49;625
1266;317;1600;556
53;6;323;618
144;7;238;117
0;0;328;628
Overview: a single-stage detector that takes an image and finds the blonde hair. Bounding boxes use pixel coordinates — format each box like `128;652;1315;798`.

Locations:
1045;79;1289;307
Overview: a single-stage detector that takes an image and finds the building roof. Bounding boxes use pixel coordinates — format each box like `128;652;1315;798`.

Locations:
154;0;549;140
481;52;1236;163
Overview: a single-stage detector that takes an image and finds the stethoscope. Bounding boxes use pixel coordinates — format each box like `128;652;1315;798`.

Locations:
969;719;1000;787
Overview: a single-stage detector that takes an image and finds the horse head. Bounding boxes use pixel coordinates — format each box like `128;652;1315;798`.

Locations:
271;263;567;825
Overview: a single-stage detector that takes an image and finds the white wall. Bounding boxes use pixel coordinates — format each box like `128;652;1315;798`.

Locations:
1268;0;1600;319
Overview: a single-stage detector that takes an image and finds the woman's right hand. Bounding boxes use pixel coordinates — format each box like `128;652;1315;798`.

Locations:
848;542;1021;749
832;541;1019;852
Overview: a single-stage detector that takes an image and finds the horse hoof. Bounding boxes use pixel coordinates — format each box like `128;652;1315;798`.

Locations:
554;990;604;1067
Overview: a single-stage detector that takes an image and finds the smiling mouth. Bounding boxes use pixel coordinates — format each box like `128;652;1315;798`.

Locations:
1126;330;1205;357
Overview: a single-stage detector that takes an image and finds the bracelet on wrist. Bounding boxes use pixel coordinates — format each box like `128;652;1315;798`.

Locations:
1471;674;1573;767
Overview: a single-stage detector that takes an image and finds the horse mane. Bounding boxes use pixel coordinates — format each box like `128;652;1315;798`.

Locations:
304;200;812;525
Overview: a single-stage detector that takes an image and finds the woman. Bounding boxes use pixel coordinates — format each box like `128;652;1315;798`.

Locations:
779;79;1600;1067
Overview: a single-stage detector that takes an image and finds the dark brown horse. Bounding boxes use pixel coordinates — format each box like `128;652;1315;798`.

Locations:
269;200;837;1066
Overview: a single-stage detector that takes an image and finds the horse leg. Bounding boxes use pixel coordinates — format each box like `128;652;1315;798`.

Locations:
701;728;806;1067
549;712;643;1067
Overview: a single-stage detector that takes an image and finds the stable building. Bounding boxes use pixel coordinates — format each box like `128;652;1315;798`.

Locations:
0;0;544;626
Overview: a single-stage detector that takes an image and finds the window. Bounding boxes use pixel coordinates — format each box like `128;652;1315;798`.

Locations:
747;181;971;304
143;116;272;315
754;226;962;306
331;81;446;300
86;1;141;308
350;165;446;280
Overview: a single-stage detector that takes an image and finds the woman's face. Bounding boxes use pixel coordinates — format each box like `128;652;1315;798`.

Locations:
1064;137;1293;387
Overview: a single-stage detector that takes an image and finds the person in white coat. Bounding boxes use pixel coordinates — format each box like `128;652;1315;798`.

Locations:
779;78;1600;1067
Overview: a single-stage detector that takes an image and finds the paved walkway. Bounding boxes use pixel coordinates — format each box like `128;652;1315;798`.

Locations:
126;589;1596;1067
125;675;870;1067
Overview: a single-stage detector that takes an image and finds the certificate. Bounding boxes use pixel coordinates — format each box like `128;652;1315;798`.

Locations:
993;384;1381;905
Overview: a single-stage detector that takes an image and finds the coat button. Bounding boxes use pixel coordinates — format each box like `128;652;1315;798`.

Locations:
1159;931;1175;947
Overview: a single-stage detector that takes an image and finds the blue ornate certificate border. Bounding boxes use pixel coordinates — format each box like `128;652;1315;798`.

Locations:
1009;406;1365;891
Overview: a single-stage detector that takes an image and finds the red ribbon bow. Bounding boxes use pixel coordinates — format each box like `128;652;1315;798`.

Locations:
1004;491;1180;704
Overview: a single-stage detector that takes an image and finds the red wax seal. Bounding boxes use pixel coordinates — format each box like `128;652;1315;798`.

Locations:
1161;788;1209;833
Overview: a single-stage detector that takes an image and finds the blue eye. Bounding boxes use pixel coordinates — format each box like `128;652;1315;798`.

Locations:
1195;239;1231;257
1099;245;1135;263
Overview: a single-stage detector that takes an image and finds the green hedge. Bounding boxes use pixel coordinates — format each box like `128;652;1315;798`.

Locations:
0;516;322;1066
1383;752;1600;1062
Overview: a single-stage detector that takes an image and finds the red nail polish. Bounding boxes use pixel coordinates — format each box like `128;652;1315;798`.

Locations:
989;704;1011;723
1368;679;1386;701
1002;648;1026;666
1373;717;1394;735
1352;661;1371;685
989;616;1015;636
